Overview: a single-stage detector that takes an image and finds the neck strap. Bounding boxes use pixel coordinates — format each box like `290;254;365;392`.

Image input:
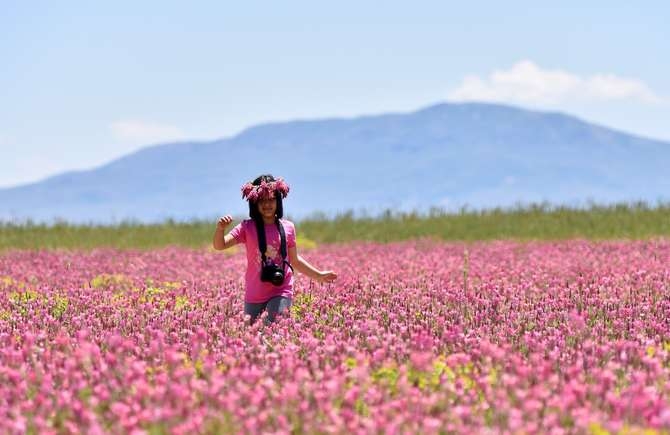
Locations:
255;217;288;263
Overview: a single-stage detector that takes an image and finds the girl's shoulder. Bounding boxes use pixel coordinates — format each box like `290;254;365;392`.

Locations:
279;219;296;238
239;218;255;229
279;218;295;229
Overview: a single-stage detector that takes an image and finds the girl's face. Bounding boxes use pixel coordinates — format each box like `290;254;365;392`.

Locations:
257;197;277;219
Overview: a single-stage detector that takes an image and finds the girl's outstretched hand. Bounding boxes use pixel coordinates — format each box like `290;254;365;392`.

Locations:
317;270;337;283
217;215;233;230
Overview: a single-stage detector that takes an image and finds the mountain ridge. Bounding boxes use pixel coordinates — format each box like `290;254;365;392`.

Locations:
1;102;668;224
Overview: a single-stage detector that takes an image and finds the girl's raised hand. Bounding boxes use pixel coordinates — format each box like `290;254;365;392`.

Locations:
217;215;233;230
317;270;338;283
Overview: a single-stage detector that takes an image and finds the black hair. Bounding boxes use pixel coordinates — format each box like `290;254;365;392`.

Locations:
248;174;284;221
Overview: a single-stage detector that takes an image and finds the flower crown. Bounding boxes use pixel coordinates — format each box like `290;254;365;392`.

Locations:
241;177;290;202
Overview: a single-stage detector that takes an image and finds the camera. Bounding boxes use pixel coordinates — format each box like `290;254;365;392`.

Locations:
260;259;285;286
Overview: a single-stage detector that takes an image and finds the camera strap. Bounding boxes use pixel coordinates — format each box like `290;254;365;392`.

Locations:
255;218;293;271
277;219;294;272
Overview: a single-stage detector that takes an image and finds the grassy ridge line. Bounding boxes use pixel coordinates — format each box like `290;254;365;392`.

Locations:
1;202;670;251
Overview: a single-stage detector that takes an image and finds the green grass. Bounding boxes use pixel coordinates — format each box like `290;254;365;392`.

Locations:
0;219;215;251
1;201;669;251
299;201;670;243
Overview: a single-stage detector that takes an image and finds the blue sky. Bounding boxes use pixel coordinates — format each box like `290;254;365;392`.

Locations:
1;1;668;188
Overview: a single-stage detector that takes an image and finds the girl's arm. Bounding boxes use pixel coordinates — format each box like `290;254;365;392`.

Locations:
212;215;239;250
288;246;337;282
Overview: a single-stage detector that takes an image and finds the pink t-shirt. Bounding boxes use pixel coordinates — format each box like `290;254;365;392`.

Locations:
229;218;297;303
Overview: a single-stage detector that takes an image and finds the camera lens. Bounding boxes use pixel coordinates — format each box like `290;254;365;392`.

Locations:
271;271;284;285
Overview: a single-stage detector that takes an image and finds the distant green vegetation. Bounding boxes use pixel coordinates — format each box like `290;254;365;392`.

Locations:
0;219;216;252
299;201;670;243
1;202;669;251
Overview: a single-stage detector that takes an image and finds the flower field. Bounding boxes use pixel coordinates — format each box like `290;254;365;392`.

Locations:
1;239;670;434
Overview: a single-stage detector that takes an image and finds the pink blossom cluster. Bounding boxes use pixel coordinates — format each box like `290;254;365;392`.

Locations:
241;178;290;202
1;239;670;433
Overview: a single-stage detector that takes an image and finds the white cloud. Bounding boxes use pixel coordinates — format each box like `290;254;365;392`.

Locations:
110;120;187;144
448;60;665;105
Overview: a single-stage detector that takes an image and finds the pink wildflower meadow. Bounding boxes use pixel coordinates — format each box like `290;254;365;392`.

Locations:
1;239;670;433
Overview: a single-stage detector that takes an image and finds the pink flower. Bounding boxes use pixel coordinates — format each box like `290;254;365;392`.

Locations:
240;182;254;198
275;178;290;197
2;238;670;433
247;189;259;202
410;350;432;371
568;309;587;331
240;177;290;201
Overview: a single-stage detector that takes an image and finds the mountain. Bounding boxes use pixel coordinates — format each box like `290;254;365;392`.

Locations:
1;102;669;224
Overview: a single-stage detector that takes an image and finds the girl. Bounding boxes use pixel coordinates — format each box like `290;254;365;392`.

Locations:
213;174;337;325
